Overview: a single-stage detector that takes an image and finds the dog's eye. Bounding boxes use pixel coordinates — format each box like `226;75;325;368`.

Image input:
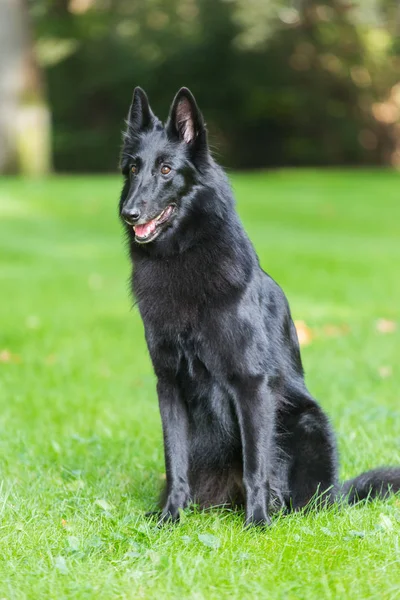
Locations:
131;165;137;174
161;165;171;175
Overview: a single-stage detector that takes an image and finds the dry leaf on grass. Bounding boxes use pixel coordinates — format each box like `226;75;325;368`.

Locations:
322;324;350;337
0;350;21;364
294;321;313;346
378;366;392;378
376;319;397;334
295;321;351;346
95;498;113;511
0;350;11;362
198;533;220;549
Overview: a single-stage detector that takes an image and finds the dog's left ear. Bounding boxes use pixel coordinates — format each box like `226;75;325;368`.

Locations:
167;88;205;144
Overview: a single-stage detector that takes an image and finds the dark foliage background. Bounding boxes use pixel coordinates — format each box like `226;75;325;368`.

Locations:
30;0;400;172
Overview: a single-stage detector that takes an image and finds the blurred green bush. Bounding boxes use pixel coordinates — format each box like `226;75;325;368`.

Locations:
31;0;400;171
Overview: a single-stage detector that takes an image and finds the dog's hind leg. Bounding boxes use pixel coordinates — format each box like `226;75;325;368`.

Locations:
280;393;339;510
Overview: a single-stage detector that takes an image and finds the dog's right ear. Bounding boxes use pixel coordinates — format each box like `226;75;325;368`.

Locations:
126;87;155;135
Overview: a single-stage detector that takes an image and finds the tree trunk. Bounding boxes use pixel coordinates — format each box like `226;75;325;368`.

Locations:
0;0;51;175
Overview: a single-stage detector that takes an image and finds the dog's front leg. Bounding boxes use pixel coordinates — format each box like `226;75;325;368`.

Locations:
157;376;190;523
232;374;274;527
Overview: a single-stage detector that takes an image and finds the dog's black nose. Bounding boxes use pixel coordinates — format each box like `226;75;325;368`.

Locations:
122;208;141;224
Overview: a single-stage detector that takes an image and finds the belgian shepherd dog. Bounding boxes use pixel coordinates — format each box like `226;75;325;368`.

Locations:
119;87;400;526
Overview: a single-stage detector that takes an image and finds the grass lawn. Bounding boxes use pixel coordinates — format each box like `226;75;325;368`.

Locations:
1;170;400;599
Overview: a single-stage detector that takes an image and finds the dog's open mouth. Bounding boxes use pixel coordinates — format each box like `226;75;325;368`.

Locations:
133;204;176;243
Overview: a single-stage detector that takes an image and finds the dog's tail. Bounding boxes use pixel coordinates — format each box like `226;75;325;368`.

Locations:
340;467;400;504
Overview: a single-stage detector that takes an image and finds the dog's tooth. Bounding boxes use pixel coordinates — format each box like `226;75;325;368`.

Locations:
156;207;166;222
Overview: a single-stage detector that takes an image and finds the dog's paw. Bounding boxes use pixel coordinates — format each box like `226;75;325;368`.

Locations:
147;488;191;526
245;506;271;528
145;510;162;520
145;509;179;525
157;506;180;527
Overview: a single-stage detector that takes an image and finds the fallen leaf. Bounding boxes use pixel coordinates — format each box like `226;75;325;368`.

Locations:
67;536;80;551
88;535;103;548
54;555;68;574
181;535;191;544
66;479;85;492
95;498;113;511
378;366;392;378
379;514;393;531
376;319;397;334
197;533;220;549
0;350;11;362
322;324;350;337
294;321;313;346
0;350;21;364
61;519;67;527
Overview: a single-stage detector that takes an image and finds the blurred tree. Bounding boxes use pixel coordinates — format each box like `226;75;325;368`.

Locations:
0;0;51;175
28;0;400;171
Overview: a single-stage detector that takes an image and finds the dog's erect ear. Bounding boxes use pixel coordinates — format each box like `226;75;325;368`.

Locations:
127;87;155;134
167;88;205;144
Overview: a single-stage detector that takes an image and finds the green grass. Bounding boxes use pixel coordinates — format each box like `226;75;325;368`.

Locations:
1;170;399;599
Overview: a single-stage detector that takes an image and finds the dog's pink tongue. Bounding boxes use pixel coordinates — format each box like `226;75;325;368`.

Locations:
135;219;156;238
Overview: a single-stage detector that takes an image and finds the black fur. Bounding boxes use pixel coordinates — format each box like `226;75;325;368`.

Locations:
119;87;400;526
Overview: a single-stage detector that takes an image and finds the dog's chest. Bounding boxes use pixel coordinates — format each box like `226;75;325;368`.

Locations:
133;256;214;331
174;331;226;408
176;330;209;379
138;280;200;331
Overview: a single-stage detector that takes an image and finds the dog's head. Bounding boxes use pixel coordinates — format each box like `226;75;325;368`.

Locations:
120;87;210;246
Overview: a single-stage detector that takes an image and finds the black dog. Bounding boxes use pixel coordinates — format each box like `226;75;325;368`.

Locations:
119;87;400;526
